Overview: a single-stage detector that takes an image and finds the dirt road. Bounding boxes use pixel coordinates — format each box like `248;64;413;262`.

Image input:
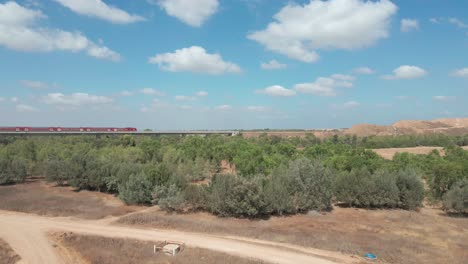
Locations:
0;210;357;264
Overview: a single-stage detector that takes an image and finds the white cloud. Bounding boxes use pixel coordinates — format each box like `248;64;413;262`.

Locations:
256;85;296;97
53;0;144;24
140;99;169;112
20;80;54;89
261;60;287;70
196;91;208;97
0;2;121;61
433;96;456;101
353;67;375;75
216;104;232;110
448;18;468;28
0;97;5;102
429;18;441;24
179;105;193;110
294;74;354;96
140;88;164;96
175;95;196;101
332;101;360;109
452;68;468;78
247;106;271;112
119;90;132;96
247;0;397;63
42;93;113;106
343;101;360;109
155;0;219;27
149;46;241;74
401;19;419;32
16;104;38;112
10;97;19;103
382;65;427;80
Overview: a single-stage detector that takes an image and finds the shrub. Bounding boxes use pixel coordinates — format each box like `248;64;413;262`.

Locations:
395;169;425;210
334;168;423;210
118;173;153;204
0;158;28;185
288;158;334;211
208;174;265;217
334;168;374;207
152;184;186;212
263;166;296;215
443;179;468;214
44;159;69;186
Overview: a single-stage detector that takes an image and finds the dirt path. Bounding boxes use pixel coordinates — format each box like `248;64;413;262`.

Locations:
0;210;357;264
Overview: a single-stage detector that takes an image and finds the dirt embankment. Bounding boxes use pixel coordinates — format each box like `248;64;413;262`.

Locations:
54;232;265;264
0;238;21;264
345;118;468;137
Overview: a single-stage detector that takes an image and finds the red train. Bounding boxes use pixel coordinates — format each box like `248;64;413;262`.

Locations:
0;127;137;132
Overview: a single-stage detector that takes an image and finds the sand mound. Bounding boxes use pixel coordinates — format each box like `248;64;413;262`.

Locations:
345;117;468;137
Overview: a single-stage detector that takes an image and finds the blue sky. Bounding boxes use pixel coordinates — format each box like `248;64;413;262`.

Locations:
0;0;467;130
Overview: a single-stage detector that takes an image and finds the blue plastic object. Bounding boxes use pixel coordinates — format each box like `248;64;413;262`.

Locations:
364;253;377;260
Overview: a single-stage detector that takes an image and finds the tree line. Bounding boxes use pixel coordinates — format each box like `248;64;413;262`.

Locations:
0;133;467;216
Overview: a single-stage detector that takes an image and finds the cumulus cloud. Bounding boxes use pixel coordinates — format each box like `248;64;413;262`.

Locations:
216;104;232;110
16;104;38;112
20;80;57;89
139;88;165;96
247;0;397;62
140;99;169;112
353;67;375;75
53;0;144;24
149;46;241;74
118;90;132;96
448;18;468;28
401;19;419;32
452;68;468;77
154;0;218;27
0;1;121;61
42;93;113;106
382;65;427;80
175;95;196;101
196;91;208;97
261;60;287;70
256;85;296;97
433;96;456;101
294;74;354;96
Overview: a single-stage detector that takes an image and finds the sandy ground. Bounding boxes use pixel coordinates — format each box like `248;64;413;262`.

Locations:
0;238;21;264
372;146;468;160
0;210;358;264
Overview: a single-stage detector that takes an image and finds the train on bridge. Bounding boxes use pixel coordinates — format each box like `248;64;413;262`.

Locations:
0;127;138;132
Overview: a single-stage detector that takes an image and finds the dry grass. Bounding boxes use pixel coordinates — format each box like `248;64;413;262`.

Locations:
372;146;468;160
0;238;20;264
56;232;265;264
0;179;139;219
117;207;468;264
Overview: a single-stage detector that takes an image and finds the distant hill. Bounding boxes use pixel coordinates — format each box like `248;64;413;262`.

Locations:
345;118;468;137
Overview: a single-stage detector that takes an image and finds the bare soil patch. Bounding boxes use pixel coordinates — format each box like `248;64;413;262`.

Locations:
0;179;139;219
372;146;468;160
0;238;20;264
117;207;468;264
55;232;265;264
242;130;342;139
